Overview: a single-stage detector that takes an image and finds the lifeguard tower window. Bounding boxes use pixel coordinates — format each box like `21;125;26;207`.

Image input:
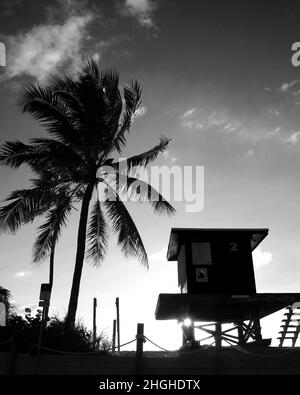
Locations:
168;228;269;295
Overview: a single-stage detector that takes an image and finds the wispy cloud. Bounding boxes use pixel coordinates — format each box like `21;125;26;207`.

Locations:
285;131;300;145
181;108;195;120
178;105;297;148
14;270;32;278
162;150;177;164
279;80;300;93
179;107;241;133
253;247;272;267
134;106;147;118
245;149;254;158
120;0;157;28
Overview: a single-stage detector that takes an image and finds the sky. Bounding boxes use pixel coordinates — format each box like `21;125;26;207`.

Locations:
1;0;300;350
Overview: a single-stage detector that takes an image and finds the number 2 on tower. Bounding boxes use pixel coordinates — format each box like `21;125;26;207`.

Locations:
230;242;238;252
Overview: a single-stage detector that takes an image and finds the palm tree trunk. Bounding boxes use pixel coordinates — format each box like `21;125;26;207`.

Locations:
44;237;56;321
65;183;94;332
49;238;56;287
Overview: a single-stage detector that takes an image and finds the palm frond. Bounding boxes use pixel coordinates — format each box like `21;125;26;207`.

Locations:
0;139;82;177
85;200;109;266
101;69;120;95
79;57;101;82
112;80;142;153
113;135;171;173
104;187;148;267
30;168;71;191
29;138;86;177
51;77;85;124
0;188;54;234
69;60;120;159
0;140;42;169
19;84;79;147
32;196;72;264
122;177;176;216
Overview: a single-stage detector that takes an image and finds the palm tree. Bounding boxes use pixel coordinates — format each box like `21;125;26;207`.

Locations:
0;58;175;331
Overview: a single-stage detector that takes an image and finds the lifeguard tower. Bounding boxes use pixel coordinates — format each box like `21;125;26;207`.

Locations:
155;228;300;347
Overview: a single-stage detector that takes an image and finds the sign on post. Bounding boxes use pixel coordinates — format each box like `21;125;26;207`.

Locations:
39;283;51;307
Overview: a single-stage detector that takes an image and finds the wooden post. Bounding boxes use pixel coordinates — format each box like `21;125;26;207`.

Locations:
214;322;222;375
112;319;116;354
215;322;222;349
93;297;97;350
116;297;120;353
237;322;245;345
35;306;47;375
253;318;262;341
136;323;144;375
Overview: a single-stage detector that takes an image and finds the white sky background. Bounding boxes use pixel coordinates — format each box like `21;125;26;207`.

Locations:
1;0;300;349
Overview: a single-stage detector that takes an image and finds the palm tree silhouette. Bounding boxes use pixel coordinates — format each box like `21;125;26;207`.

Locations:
0;58;175;331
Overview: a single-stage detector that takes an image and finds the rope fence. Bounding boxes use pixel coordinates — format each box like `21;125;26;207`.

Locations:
0;338;13;346
1;328;299;358
37;338;137;355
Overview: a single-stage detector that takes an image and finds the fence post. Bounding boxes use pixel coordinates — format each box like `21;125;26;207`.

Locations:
112;319;116;354
35;306;47;375
214;322;222;375
93;297;97;350
116;297;120;354
135;323;144;375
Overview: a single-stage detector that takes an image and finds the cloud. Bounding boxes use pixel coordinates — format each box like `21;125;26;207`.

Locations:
245;149;254;157
121;0;157;28
181;108;195;120
3;12;95;82
162;150;177;164
179;105;299;148
14;270;32;278
179;108;205;131
253;247;272;267
279;80;300;93
149;247;167;262
179;107;241;133
134;106;147;118
131;106;147;125
285;131;300;145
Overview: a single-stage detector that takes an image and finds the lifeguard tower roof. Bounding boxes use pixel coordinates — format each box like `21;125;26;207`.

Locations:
167;228;269;261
